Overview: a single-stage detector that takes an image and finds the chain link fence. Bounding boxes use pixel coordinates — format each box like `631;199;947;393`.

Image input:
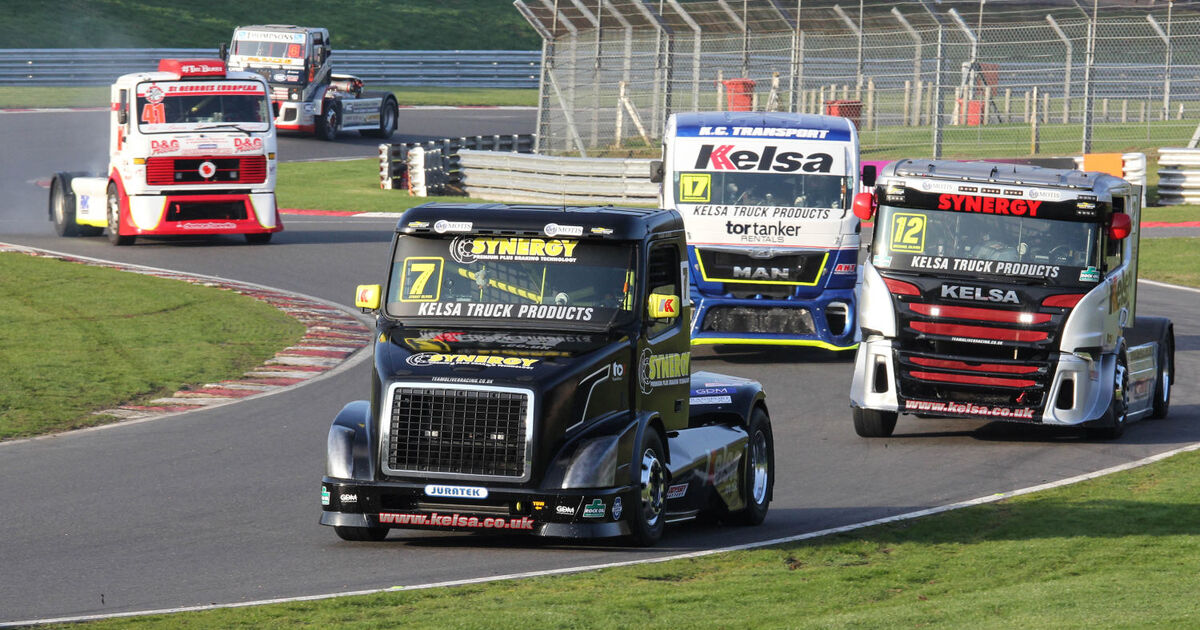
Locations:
516;0;1200;159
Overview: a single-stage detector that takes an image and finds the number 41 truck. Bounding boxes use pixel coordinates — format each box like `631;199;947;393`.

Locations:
652;112;871;351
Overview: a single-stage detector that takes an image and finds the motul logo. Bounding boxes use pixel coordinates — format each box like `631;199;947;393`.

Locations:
941;285;1020;304
694;145;833;173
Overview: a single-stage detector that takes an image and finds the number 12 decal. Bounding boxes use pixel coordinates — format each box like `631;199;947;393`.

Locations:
889;213;926;253
399;257;444;302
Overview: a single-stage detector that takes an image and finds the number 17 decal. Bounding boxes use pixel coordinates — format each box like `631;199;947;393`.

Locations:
400;257;444;302
889;213;926;253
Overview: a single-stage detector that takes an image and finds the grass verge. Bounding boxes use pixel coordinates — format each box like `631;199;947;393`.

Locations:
71;446;1200;629
0;253;305;440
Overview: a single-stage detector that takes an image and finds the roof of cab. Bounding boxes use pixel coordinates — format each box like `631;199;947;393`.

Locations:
395;203;683;241
882;159;1130;198
672;111;856;134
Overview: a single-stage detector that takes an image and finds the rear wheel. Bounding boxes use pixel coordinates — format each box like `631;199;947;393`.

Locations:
853;407;897;437
1150;328;1173;419
333;525;389;542
1087;354;1128;440
106;184;135;246
50;175;79;237
362;95;397;138
728;408;774;526
316;100;341;141
627;429;666;547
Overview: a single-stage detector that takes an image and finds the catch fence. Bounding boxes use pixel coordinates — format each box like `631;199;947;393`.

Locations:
515;0;1200;158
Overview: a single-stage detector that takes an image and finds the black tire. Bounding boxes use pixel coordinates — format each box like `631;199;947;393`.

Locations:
627;428;667;547
728;408;774;526
1150;327;1174;419
106;183;135;246
245;232;273;244
316;100;341;141
333;525;389;542
361;95;397;138
853;407;897;437
1087;353;1129;440
50;175;79;237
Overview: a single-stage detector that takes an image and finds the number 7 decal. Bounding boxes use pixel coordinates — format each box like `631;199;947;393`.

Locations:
399;257;444;302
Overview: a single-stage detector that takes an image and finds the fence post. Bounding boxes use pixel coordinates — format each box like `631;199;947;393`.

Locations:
866;76;875;130
903;80;912;127
1031;85;1040;154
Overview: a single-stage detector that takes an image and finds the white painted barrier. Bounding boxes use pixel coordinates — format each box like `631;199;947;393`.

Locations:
1157;148;1200;205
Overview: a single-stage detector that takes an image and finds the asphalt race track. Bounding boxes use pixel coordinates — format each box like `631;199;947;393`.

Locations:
1;107;1197;624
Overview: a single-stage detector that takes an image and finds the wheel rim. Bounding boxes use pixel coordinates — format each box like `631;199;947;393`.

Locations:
639;448;664;527
1114;362;1128;426
1161;352;1171;404
107;192;119;233
748;430;770;505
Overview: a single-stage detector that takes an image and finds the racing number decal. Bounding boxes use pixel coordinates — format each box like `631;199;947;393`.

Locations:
141;102;166;125
399;257;444;302
679;173;711;203
889;213;927;253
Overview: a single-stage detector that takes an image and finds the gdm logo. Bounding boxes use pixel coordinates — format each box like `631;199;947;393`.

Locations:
694;144;833;173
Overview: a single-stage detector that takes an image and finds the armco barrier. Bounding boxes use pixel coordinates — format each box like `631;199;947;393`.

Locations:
1157;148;1200;205
379;135;536;193
0;49;540;88
457;152;657;206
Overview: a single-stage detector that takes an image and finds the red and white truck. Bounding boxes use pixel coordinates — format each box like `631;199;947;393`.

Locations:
49;59;282;245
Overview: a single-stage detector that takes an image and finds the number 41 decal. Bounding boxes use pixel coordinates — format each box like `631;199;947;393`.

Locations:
400;257;444;302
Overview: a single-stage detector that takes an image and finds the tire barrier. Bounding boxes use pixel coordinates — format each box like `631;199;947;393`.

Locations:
1157;148;1200;206
378;134;535;194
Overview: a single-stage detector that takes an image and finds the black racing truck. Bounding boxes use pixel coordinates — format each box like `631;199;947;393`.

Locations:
321;203;774;546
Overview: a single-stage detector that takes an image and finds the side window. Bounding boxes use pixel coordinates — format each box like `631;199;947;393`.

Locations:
646;244;680;338
1105;196;1125;272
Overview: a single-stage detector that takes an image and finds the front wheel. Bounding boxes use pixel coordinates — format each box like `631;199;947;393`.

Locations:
727;408;774;526
1087;354;1128;440
334;525;389;542
627;428;667;547
853;407;897;437
106;184;135;246
316;100;341;141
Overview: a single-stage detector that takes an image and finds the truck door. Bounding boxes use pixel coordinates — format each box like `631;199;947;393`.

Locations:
1103;197;1133;349
636;239;691;432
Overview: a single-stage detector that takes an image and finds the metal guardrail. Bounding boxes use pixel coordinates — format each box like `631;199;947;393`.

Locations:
1157;148;1200;205
0;49;540;88
459;151;657;206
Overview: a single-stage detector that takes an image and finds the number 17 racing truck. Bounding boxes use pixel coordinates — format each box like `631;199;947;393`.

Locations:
850;160;1173;439
320;204;775;546
222;25;398;141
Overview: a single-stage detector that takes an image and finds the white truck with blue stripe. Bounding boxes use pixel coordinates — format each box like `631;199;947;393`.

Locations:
652;112;868;350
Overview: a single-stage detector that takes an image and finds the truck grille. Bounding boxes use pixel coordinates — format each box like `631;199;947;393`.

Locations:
701;305;815;335
696;249;827;286
382;384;533;481
146;156;267;185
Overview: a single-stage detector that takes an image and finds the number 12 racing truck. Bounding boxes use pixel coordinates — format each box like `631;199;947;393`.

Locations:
321;204;774;546
850;160;1173;439
49;59;281;245
223;25;398;141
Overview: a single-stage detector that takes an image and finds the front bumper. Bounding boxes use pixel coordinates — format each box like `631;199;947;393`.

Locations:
126;192;281;235
321;478;634;538
690;288;858;350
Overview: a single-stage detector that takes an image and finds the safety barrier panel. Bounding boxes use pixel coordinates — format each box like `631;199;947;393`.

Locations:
379;135;536;194
1157;148;1200;205
457;151;658;206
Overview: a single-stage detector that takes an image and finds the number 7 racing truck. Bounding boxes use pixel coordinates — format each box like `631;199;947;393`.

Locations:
850;160;1173;439
320;204;774;546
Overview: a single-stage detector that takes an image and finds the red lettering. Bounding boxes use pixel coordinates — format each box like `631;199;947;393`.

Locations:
709;145;734;170
964;195;979;212
938;194;952;210
996;198;1010;214
982;197;994;213
1026;200;1041;217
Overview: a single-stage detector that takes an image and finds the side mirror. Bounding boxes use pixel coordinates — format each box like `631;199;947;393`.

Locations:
649;160;664;184
218;43;228;61
647;293;680;319
853;192;876;221
861;164;877;188
1108;212;1132;240
355;284;381;311
117;109;128;125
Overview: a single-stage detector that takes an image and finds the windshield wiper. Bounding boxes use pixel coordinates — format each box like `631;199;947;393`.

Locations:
196;123;253;135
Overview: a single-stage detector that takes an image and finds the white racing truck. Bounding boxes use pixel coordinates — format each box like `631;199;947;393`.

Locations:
850;160;1174;439
49;58;282;245
222;25;398;141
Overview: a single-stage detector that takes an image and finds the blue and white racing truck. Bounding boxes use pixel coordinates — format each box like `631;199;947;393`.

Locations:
652;112;871;350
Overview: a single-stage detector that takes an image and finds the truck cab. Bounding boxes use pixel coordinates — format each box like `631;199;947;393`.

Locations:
851;160;1173;439
321;204;774;546
49;59;281;245
654;112;866;351
224;25;397;140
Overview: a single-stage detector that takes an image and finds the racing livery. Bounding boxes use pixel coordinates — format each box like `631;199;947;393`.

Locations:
223;25;398;140
321;204;774;545
653;112;869;350
850;160;1174;439
49;59;281;245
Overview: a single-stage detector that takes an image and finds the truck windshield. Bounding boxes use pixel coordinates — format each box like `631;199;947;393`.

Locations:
675;171;849;212
231;40;305;59
385;234;638;329
872;205;1102;285
136;81;271;132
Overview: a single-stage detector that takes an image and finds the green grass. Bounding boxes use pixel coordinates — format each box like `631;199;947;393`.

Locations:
0;0;539;49
0;253;305;440
68;447;1200;629
277;159;469;214
1140;238;1200;287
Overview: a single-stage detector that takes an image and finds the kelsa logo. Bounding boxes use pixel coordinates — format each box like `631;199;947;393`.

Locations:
693;144;833;173
450;237;578;264
638;348;690;394
150;139;179;154
406;352;539;369
234;137;263;152
941;284;1020;304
